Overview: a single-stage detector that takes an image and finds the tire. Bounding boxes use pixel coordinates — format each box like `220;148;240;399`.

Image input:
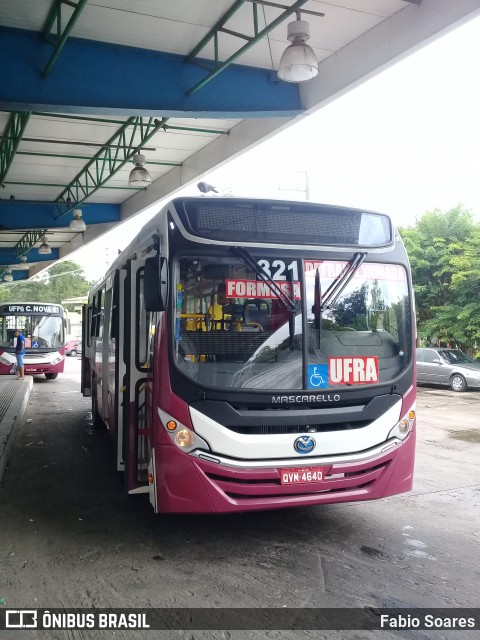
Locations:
45;373;58;380
70;349;77;357
450;374;467;392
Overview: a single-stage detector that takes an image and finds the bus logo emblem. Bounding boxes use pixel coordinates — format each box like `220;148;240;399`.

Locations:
294;436;316;454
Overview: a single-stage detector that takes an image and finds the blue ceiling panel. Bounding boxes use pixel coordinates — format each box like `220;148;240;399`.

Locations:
0;202;120;230
0;27;302;118
1;269;29;280
0;248;60;265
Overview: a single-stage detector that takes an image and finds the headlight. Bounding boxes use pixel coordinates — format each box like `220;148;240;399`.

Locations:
51;354;64;364
175;429;195;448
0;355;11;365
388;408;415;441
158;409;211;453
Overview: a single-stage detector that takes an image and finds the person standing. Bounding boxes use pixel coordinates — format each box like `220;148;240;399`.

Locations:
14;328;26;380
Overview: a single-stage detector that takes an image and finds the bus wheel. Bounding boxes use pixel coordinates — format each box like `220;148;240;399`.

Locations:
45;373;58;380
450;374;467;392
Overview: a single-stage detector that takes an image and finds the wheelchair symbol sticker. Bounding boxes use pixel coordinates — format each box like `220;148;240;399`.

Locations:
32;340;39;348
308;364;328;388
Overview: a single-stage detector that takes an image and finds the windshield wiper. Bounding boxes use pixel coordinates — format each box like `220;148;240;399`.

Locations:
233;247;296;312
321;251;367;311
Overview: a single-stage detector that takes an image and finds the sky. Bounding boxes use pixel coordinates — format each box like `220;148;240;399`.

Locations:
71;12;480;282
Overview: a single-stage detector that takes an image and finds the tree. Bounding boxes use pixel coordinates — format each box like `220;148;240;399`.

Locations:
43;260;89;307
329;284;368;329
448;224;480;349
0;260;89;306
399;206;480;351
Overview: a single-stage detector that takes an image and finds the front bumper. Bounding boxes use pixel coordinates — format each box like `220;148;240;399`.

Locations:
153;430;415;513
0;356;65;375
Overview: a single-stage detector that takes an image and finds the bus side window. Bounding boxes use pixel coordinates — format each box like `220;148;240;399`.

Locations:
136;270;154;370
97;290;104;338
90;290;105;339
87;305;94;344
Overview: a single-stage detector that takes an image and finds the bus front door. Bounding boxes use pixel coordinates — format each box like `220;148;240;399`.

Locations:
122;258;153;494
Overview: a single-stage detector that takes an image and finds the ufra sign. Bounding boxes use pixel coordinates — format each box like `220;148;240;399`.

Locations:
329;356;379;385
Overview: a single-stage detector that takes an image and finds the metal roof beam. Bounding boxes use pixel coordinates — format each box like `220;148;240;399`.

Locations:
0;136;156;150
14;229;49;258
0;111;30;184
186;0;318;96
246;0;327;18
16;151;181;167
32;112;229;135
54;116;168;217
5;181;142;191
42;0;89;77
188;1;248;60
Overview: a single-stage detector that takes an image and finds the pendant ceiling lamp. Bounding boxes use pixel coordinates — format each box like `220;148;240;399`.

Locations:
278;18;318;83
69;208;86;232
128;153;151;187
38;236;52;255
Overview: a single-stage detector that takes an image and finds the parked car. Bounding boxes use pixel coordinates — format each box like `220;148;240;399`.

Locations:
416;347;480;392
65;339;80;356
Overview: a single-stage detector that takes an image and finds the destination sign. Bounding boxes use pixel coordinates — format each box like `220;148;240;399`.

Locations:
226;279;301;300
3;304;62;315
305;261;406;282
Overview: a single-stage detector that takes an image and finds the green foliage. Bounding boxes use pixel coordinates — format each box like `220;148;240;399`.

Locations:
399;206;480;351
329;284;368;329
0;260;89;307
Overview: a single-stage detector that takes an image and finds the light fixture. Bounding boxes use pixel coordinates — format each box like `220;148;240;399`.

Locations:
38;236;52;255
3;268;13;283
278;17;318;83
69;208;86;232
20;255;28;263
128;153;151;187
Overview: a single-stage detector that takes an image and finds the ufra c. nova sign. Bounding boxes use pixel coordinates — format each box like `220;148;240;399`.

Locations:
7;305;61;314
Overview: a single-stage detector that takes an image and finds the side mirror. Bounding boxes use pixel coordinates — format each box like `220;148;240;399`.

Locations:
144;255;168;311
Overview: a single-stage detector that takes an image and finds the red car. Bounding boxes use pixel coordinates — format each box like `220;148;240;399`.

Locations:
65;340;81;356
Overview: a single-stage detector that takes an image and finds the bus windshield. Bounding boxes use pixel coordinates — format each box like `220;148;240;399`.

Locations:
174;255;411;390
0;314;64;350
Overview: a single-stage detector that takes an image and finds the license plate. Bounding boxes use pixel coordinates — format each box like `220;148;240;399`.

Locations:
279;467;325;485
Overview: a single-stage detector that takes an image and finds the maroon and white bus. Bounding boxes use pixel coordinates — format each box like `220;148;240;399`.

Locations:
0;302;66;379
82;197;416;514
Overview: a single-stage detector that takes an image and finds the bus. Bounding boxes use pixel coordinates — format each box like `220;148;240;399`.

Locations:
82;197;416;514
0;302;66;379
